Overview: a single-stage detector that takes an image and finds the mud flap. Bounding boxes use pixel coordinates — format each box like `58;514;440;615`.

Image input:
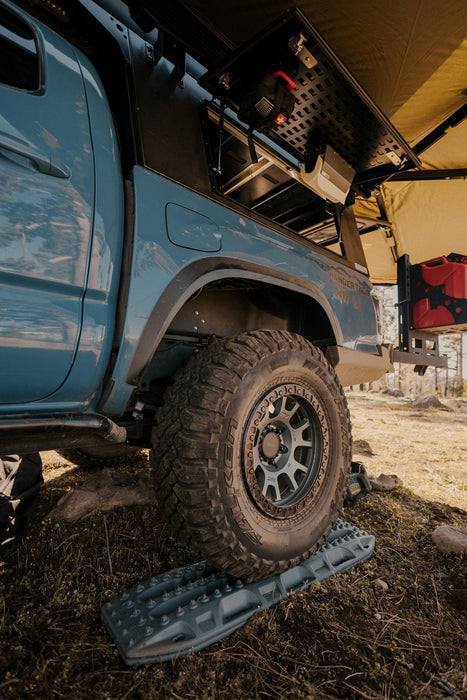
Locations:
102;519;375;664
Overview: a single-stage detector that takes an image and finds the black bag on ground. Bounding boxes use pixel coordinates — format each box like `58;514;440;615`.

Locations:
0;454;43;547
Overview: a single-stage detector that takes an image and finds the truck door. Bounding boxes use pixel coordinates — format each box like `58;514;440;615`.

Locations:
0;2;95;404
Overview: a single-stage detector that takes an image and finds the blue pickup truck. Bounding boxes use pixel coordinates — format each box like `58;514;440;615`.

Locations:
0;0;406;578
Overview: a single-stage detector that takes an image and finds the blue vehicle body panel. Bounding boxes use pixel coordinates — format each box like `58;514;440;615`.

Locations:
0;3;124;410
45;54;124;408
0;17;94;403
101;166;377;415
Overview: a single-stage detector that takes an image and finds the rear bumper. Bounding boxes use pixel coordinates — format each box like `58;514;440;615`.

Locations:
325;344;393;386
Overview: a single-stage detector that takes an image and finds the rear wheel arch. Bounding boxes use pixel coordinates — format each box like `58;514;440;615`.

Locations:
135;269;340;392
166;278;337;345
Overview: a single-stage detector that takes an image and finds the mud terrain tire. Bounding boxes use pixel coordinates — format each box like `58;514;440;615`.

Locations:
151;330;351;580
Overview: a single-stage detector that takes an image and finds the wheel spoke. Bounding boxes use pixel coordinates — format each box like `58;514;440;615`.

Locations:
279;396;300;420
293;418;311;432
290;421;313;448
261;475;280;502
293;438;314;450
274;395;287;416
282;456;308;477
284;472;299;492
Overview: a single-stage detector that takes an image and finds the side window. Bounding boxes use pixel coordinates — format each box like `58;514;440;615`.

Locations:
0;5;40;92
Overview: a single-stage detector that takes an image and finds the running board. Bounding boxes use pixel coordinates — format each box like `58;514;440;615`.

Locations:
102;520;374;664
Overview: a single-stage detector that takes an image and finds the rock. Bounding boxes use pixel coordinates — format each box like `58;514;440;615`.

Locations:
381;388;404;397
374;578;389;592
412;394;444;409
370;474;403;491
390;389;404;397
353;439;375;456
48;468;155;521
432;525;467;554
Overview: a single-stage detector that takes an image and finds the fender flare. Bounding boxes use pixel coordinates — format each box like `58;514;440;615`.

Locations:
126;256;342;385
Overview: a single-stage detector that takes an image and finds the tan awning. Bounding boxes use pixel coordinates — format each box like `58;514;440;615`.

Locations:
181;0;467;282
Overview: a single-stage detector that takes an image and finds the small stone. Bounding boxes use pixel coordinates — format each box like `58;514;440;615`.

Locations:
370;474;402;491
412;394;446;409
432;525;467;554
353;439;375;456
374;578;389;592
381;388;404;397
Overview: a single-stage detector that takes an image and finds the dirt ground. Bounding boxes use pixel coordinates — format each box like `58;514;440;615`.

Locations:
348;391;466;510
0;391;465;699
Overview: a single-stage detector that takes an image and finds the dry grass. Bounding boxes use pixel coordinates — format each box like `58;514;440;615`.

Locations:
349;391;466;510
0;392;465;699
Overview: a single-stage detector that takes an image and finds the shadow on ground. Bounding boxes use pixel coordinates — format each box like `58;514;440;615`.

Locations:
0;456;465;700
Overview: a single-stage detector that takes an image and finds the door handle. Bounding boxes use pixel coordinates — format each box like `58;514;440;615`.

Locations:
0;133;70;179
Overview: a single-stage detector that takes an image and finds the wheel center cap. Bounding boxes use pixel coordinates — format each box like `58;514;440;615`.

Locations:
261;431;281;460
